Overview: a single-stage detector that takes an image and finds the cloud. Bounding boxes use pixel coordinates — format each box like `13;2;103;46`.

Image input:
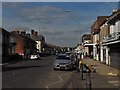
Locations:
2;2;24;8
42;30;65;36
18;6;72;24
46;32;80;47
2;2;118;47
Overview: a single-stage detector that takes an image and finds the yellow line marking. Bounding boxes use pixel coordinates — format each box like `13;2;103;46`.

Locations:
107;73;118;76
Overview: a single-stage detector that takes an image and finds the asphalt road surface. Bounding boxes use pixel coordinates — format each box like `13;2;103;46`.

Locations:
2;55;74;89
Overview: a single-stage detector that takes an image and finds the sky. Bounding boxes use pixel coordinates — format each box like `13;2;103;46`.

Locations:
1;2;119;47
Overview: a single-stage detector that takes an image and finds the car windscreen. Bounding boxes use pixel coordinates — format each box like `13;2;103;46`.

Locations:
56;55;70;60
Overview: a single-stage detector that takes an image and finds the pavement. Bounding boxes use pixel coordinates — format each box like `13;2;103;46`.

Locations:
66;57;120;90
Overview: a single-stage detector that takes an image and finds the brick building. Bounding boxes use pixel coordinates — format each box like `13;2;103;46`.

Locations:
91;16;108;60
11;30;37;58
98;16;110;64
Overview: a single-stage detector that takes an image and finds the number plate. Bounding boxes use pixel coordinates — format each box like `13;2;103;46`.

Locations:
60;65;66;67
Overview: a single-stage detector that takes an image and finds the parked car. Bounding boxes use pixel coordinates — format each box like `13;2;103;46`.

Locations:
30;54;41;60
65;52;71;57
53;54;73;70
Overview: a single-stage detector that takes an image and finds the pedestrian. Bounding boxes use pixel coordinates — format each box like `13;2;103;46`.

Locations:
76;53;80;71
85;52;88;57
79;59;83;69
90;52;93;59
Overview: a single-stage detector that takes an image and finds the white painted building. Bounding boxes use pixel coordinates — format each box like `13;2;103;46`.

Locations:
36;41;42;53
102;10;120;69
92;33;100;60
74;45;81;54
99;20;110;64
30;30;45;54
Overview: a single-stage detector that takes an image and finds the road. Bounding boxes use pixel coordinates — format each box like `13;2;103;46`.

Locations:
2;55;74;89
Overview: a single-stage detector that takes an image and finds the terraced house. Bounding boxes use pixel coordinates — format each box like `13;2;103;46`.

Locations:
91;16;108;61
91;10;120;69
1;28;16;62
102;10;120;69
11;30;37;58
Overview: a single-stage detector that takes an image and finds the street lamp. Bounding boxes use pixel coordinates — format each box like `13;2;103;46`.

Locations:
65;9;82;71
65;9;81;44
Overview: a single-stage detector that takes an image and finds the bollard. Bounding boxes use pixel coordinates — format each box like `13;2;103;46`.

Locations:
81;63;84;80
86;69;92;90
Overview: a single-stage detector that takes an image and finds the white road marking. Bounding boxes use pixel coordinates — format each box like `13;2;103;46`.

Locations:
46;74;63;89
0;63;9;66
46;72;72;89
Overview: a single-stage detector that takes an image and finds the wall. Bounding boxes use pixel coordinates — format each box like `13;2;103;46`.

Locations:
115;21;120;32
0;30;2;64
36;41;41;53
84;47;89;56
100;23;109;42
16;36;24;55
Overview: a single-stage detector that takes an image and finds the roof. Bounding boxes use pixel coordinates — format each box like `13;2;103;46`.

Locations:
107;10;120;24
1;28;10;34
11;31;36;44
82;34;91;40
21;35;36;44
30;35;44;41
91;16;109;35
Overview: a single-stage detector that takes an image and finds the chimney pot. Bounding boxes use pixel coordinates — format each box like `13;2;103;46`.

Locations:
34;31;38;35
31;29;34;35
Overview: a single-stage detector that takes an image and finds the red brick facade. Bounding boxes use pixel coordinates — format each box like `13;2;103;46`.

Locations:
11;31;37;58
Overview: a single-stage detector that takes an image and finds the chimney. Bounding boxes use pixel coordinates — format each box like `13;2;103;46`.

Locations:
112;9;118;14
26;33;30;37
21;31;26;36
16;31;20;34
34;31;38;36
31;29;34;35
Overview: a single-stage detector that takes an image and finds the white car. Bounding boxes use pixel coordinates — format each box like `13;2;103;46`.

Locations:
30;54;41;60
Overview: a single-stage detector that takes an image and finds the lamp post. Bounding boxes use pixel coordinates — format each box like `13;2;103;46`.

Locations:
65;9;81;46
65;9;82;71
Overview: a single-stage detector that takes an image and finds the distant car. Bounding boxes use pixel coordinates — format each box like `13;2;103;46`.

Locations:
53;54;73;70
65;52;71;56
30;54;41;60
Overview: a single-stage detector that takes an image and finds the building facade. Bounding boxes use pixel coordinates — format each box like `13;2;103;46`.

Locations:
0;28;2;63
1;28;16;62
82;34;93;58
11;30;37;58
91;16;108;61
2;28;10;57
30;30;45;54
103;10;120;69
99;17;110;64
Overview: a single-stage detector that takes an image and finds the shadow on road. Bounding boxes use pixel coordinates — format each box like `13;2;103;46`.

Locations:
2;65;50;72
3;58;43;65
53;69;74;72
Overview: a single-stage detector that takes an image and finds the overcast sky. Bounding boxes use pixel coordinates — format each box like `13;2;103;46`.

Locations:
2;2;119;47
